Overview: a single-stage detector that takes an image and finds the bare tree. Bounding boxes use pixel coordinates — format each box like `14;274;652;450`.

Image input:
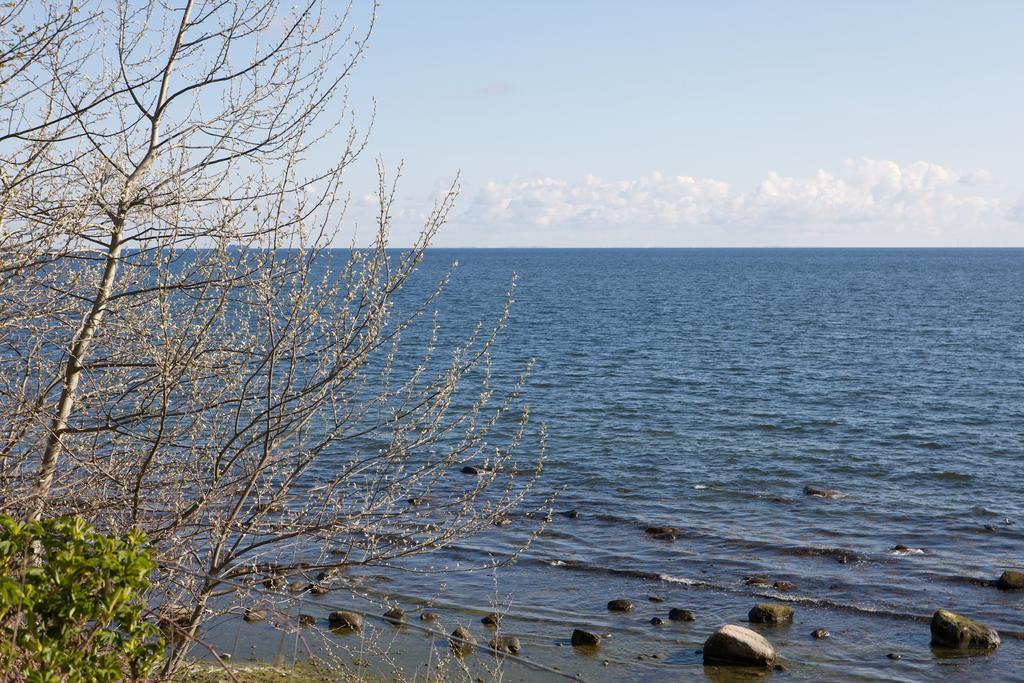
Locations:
0;0;547;672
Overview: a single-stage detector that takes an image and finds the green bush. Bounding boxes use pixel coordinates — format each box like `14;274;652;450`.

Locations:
0;514;164;682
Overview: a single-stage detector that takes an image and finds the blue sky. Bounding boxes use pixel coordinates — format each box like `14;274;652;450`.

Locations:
336;1;1024;247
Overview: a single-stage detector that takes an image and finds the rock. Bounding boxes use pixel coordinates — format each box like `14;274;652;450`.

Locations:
243;608;267;623
996;570;1024;590
773;580;795;592
645;526;676;535
327;610;363;631
571;629;601;647
744;576;769;586
748;603;794;624
420;611;440;622
702;624;777;667
384;607;405;624
262;575;285;589
668;608;695;622
650;617;665;626
450;626;476;656
607;599;634;612
461;465;479;475
812;628;830;639
298;614;316;627
489;635;521;655
481;612;501;627
803;485;843;498
158;604;192;629
930;609;1000;650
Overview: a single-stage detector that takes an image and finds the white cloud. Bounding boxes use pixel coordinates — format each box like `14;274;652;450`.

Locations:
443;158;1021;246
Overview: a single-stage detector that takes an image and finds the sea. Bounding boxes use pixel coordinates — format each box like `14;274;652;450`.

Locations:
217;249;1024;682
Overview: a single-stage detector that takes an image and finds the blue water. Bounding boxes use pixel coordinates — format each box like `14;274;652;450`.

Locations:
229;249;1024;682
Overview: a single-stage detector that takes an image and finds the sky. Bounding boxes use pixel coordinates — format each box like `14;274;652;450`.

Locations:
334;1;1024;247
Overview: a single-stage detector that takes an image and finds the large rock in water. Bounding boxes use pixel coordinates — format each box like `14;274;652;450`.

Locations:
748;603;794;624
996;570;1024;590
489;634;521;655
930;610;1000;650
327;610;363;631
571;629;601;647
803;485;843;498
703;624;777;667
607;598;634;612
450;625;476;656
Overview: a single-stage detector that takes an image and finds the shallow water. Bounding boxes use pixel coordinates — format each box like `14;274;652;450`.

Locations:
210;249;1024;681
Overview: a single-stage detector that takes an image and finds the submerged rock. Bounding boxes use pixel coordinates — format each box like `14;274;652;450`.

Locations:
310;583;329;595
668;608;695;622
811;628;830;639
481;612;501;627
773;580;795;592
930;609;1000;650
803;485;843;498
489;634;521;655
571;629;601;647
298;614;316;627
996;570;1024;590
384;607;405;625
450;626;476;656
420;611;440;622
645;526;676;535
744;576;770;586
563;509;581;519
702;624;776;667
648;595;665;603
327;610;363;631
748;603;794;624
607;599;634;612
